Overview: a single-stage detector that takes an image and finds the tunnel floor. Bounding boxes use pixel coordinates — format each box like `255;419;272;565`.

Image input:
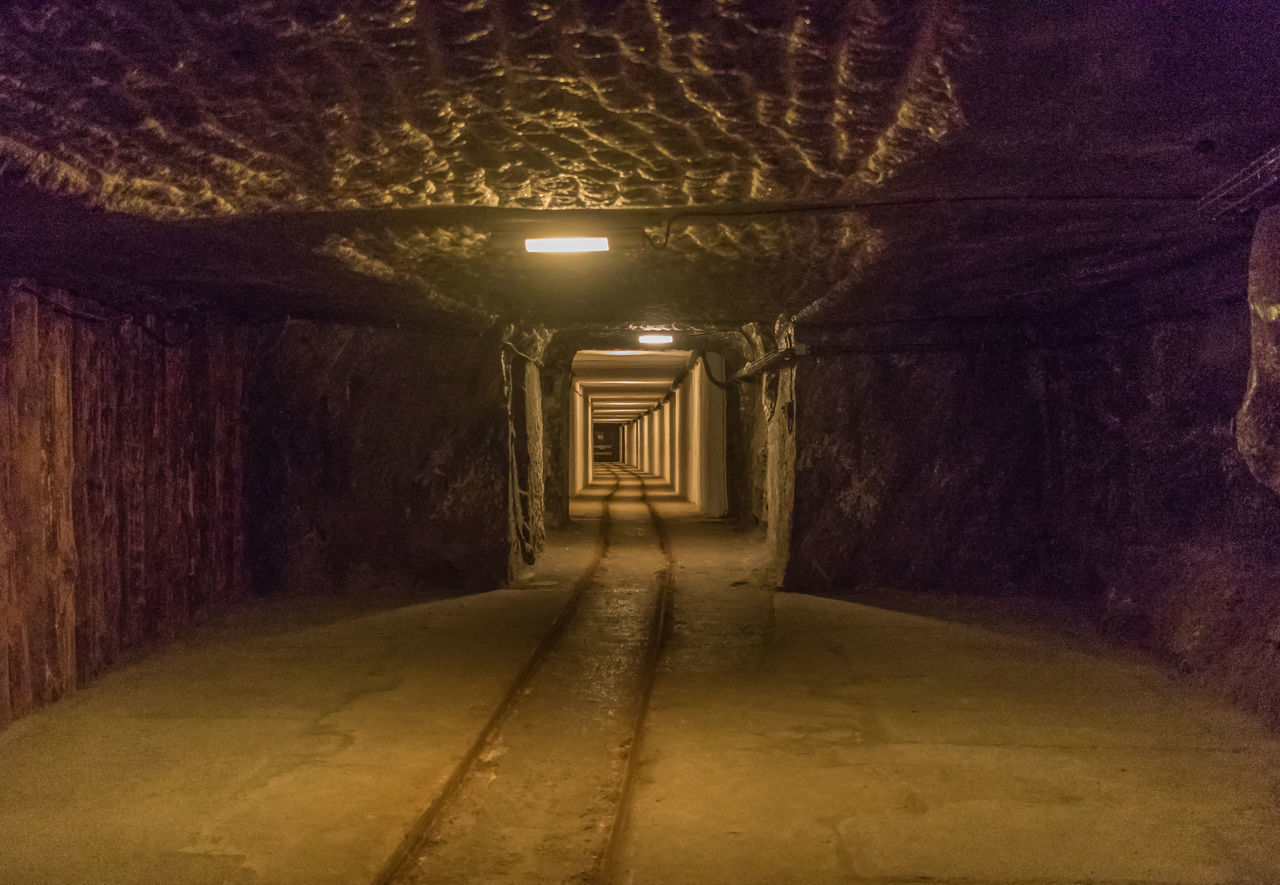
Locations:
1;472;1279;884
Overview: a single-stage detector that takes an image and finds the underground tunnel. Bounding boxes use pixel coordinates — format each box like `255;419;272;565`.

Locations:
3;1;1280;882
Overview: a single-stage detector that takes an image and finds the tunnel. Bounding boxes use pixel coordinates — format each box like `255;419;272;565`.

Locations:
3;2;1280;883
570;348;727;515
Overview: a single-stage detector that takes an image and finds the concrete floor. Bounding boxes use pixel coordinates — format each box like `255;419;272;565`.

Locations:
0;529;597;885
2;485;1279;884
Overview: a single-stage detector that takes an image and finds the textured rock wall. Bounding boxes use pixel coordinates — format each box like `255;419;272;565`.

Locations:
787;281;1280;724
1048;313;1280;725
245;321;509;595
0;1;963;217
1;281;247;726
1238;206;1280;495
789;348;1049;594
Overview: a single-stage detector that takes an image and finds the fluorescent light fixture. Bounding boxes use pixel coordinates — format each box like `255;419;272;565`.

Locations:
638;333;674;345
524;236;609;253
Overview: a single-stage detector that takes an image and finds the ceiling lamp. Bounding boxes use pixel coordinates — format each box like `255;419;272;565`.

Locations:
638;333;674;345
524;236;609;253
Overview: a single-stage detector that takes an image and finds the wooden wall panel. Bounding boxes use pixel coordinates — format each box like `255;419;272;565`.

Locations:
2;282;249;724
0;288;77;722
1;292;16;724
72;315;122;680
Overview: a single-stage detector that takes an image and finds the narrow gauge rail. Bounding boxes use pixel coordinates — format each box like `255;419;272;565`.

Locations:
374;464;675;885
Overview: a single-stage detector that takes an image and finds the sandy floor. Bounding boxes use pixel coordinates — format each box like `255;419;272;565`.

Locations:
2;487;1279;884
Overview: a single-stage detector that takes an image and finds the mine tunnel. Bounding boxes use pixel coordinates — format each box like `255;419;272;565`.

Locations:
4;2;1280;883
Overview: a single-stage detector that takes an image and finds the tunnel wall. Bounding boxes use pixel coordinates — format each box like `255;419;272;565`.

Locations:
1048;312;1280;724
245;320;510;596
1;281;247;726
788;348;1048;595
787;256;1280;724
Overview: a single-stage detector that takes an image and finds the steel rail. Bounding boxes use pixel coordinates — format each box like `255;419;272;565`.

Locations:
592;463;676;884
371;472;621;885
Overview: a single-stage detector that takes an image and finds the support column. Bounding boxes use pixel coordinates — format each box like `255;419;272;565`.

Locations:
767;319;798;580
657;404;669;484
700;353;729;517
670;387;682;496
503;327;551;573
646;412;657;476
571;383;590;495
688;358;705;511
675;378;691;501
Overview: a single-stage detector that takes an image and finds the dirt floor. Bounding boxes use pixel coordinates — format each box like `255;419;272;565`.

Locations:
1;483;1279;884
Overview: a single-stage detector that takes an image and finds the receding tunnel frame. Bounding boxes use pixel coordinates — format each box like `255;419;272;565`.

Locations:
569;349;728;516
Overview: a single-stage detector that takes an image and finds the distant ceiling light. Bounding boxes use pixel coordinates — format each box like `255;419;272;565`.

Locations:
638;333;674;345
524;236;609;253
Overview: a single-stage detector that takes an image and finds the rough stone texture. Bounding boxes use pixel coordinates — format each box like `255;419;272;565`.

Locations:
1238;205;1280;494
0;0;968;329
788;245;1280;725
1;281;247;725
1049;312;1280;728
0;2;1273;335
0;1;960;216
245;321;510;595
834;0;1280;324
789;347;1049;595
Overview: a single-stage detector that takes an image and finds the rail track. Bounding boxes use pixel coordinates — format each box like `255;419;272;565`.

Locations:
374;463;674;885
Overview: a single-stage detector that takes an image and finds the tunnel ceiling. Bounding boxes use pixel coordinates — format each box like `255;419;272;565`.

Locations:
0;2;1276;332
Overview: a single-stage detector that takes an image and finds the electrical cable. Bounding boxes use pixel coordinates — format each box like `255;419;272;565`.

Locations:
693;350;740;390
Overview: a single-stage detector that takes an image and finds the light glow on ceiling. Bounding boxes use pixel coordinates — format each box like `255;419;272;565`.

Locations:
638;333;674;345
524;236;610;253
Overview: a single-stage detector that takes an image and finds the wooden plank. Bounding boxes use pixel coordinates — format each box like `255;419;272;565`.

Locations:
1;286;252;728
119;319;149;649
71;316;123;680
225;326;248;602
1;288;77;716
40;296;77;703
0;289;15;724
7;289;40;717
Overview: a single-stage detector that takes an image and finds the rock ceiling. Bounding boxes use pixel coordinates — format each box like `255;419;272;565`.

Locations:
0;1;1276;331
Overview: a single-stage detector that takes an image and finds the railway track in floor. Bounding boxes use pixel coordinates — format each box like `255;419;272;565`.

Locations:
373;463;674;885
